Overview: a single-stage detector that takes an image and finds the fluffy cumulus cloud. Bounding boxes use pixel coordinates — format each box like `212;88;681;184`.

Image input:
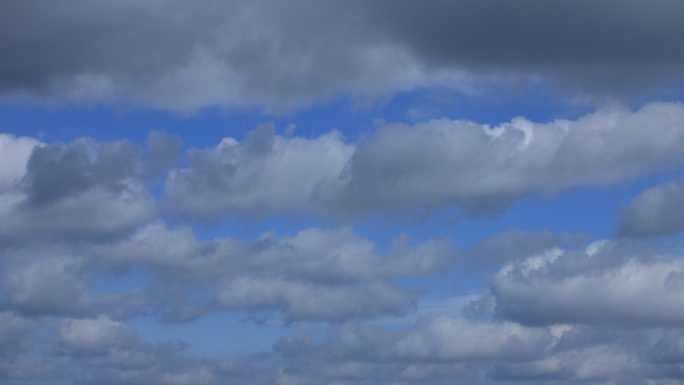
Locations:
0;135;162;243
167;102;684;220
95;223;454;322
3;0;684;111
164;123;354;220
619;179;684;237
490;239;684;327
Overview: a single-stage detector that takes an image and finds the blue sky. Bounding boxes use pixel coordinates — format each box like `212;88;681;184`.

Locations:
3;1;684;384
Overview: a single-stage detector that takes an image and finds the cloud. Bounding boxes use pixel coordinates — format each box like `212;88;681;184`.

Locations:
270;318;668;384
58;316;138;356
1;254;93;317
0;218;453;322
164;123;354;220
168;102;684;220
491;239;684;327
0;311;43;359
3;1;684;111
0;0;434;112
315;102;684;217
0;134;42;192
352;0;684;96
619;179;684;237
95;223;452;322
0;136;158;242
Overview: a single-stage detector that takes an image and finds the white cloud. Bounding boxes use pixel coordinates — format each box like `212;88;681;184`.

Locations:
59;316;138;355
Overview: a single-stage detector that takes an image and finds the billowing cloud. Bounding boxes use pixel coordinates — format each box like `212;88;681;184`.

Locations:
0;136;162;242
95;223;453;322
167;102;684;220
0;0;434;112
491;239;684;327
164;123;354;220
269;318;672;384
619;179;684;237
3;1;684;111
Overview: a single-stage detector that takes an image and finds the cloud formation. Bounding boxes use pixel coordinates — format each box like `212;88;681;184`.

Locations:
3;0;684;111
167;102;684;220
491;240;684;327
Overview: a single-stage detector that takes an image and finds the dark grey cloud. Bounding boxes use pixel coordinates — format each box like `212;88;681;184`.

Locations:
0;0;424;112
3;0;684;111
21;139;141;207
166;102;684;220
353;0;684;95
0;134;41;192
619;179;684;237
3;287;684;385
0;134;179;242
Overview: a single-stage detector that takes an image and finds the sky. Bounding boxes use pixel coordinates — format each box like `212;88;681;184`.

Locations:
2;1;684;384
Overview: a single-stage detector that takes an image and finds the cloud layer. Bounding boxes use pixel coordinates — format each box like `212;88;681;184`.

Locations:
166;102;684;220
3;0;684;111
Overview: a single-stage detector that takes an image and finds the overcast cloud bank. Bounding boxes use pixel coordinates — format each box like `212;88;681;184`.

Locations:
3;0;684;111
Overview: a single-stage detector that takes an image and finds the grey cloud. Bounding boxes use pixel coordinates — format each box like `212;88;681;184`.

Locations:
269;318;673;385
21;139;141;207
0;312;43;359
95;223;449;322
0;134;41;192
0;245;153;319
4;312;684;384
3;1;684;111
619;179;684;237
145;131;182;179
352;0;684;96
52;316;262;385
0;137;156;242
169;103;684;221
0;220;453;323
164;123;354;220
218;278;417;323
101;224;454;283
0;254;92;317
315;102;684;217
0;0;427;112
0;312;268;385
491;239;684;327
